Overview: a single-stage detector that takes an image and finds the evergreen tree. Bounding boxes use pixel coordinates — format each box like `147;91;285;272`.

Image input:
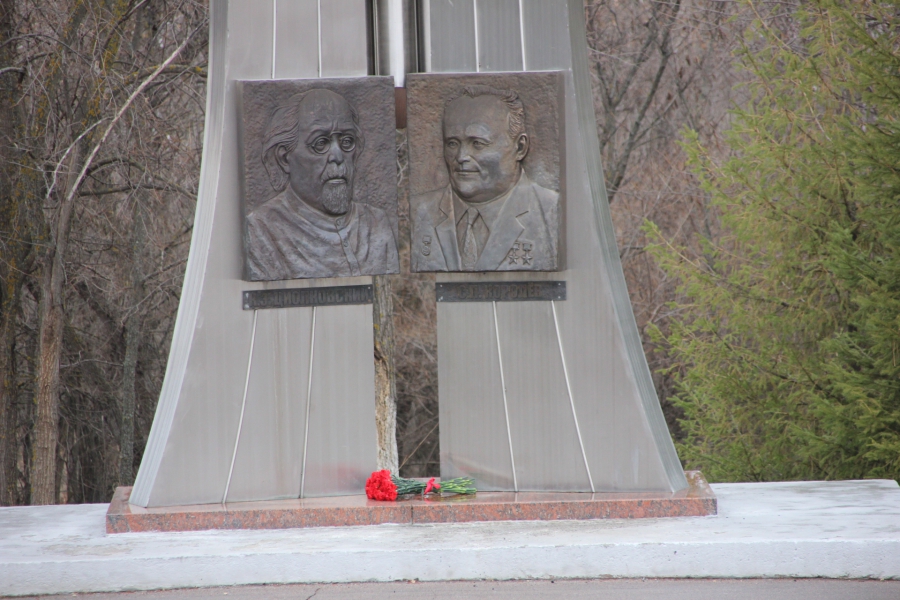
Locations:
647;0;900;482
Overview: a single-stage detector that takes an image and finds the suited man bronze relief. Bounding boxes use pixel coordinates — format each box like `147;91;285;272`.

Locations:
410;85;560;272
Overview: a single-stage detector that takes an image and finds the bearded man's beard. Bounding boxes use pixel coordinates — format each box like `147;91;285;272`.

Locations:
322;180;352;215
320;161;353;215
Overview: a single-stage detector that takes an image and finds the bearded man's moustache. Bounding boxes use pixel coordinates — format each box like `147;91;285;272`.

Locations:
322;166;348;181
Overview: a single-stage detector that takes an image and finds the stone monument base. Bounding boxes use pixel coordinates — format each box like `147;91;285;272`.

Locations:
107;471;715;534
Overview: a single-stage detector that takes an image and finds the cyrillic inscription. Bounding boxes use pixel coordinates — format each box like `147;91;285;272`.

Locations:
243;285;373;310
435;281;565;302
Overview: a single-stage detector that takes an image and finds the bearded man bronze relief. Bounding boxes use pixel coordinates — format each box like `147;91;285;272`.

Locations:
239;78;399;281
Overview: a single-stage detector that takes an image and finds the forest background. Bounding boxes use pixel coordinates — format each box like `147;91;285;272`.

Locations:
0;0;896;505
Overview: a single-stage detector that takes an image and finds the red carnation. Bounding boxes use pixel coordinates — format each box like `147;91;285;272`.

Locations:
365;469;398;501
423;477;440;495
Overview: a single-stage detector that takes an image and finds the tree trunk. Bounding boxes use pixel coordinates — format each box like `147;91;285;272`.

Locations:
119;197;145;486
0;293;18;506
373;275;399;473
31;270;64;505
0;0;20;506
28;0;95;506
31;149;80;505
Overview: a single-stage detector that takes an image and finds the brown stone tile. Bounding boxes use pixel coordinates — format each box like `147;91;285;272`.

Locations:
107;487;412;533
107;471;716;534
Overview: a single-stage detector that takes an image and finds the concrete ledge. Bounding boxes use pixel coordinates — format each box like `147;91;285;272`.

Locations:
2;480;899;596
107;472;715;533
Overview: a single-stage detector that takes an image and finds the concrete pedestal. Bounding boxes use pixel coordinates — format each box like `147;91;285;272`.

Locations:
1;479;898;596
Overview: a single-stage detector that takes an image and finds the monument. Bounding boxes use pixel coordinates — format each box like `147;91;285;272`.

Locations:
414;0;686;493
110;0;712;531
128;1;391;508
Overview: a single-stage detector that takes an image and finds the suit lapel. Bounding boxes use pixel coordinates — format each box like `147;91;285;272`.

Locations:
434;186;460;271
475;180;529;271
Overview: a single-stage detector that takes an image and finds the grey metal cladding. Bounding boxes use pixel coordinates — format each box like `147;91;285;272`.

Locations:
240;77;399;281
296;303;378;499
407;71;564;273
421;0;688;493
437;301;515;491
223;307;311;503
475;0;524;72
131;0;378;509
423;0;477;73
497;301;591;491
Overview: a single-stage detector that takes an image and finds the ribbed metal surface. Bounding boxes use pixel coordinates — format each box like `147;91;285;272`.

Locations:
424;0;476;72
437;302;514;490
422;0;687;492
225;308;312;502
132;0;377;507
320;0;370;77
519;0;569;70
475;0;523;72
302;304;377;497
496;301;590;491
273;0;318;78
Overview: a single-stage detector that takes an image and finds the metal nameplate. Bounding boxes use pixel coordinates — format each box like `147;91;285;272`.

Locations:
243;285;373;310
435;281;566;302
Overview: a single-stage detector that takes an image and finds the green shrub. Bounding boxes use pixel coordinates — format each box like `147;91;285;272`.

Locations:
647;0;900;482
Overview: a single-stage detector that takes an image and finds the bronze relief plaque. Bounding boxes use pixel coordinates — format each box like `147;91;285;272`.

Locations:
407;72;564;273
239;77;399;281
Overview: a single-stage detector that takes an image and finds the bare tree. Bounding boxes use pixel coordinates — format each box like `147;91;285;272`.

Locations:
589;0;682;204
0;0;28;506
0;0;207;505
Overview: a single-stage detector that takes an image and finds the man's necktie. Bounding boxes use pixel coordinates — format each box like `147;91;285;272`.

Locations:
462;208;479;270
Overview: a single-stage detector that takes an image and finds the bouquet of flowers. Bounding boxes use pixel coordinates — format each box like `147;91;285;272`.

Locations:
365;470;476;501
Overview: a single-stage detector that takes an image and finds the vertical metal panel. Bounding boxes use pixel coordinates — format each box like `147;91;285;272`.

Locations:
495;302;589;491
301;304;378;497
131;0;233;510
320;0;369;77
423;0;477;72
274;0;319;78
552;252;670;490
132;0;274;507
475;0;523;72
132;0;381;507
520;0;569;70
561;0;684;488
437;302;514;490
427;0;687;493
225;308;312;502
